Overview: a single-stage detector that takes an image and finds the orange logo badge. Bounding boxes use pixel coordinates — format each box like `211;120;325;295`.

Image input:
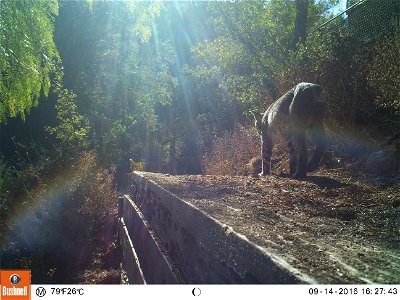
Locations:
0;270;31;300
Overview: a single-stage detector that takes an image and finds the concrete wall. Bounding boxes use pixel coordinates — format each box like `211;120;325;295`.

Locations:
118;171;307;284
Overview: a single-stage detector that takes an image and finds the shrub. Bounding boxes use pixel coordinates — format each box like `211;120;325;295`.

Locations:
365;30;400;115
275;27;399;172
202;126;260;176
0;152;120;283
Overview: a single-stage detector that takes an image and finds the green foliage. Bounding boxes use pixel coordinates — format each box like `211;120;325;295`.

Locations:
190;0;399;174
192;0;338;111
0;0;60;122
290;22;400;126
46;74;90;157
55;1;177;165
1;153;120;283
131;1;162;43
1;2;399;258
366;30;400;115
129;159;144;172
2;0;398;181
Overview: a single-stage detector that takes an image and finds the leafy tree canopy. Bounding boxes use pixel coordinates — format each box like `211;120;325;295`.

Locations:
0;0;60;122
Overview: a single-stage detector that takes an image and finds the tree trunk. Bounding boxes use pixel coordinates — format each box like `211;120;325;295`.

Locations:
144;123;154;172
169;135;177;174
167;105;177;174
292;0;308;49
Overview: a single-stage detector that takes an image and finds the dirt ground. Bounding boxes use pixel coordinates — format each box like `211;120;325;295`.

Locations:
140;169;400;284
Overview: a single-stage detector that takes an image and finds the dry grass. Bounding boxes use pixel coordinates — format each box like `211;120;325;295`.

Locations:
203;126;260;176
1;152;121;284
202;126;300;176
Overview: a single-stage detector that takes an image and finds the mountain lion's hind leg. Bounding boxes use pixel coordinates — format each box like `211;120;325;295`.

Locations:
260;131;273;176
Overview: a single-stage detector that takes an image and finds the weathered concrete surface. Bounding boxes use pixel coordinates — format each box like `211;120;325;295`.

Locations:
121;172;315;284
119;195;180;283
126;171;400;284
121;172;400;284
119;217;146;284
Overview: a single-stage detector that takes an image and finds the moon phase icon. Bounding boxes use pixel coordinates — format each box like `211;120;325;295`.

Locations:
192;287;201;296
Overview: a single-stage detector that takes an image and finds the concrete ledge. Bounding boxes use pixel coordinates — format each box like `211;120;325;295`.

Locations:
119;218;146;284
125;171;314;284
120;194;180;283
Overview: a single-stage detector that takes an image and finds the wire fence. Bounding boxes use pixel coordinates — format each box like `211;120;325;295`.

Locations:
317;0;400;41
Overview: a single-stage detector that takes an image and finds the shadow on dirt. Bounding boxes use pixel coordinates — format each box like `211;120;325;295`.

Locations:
306;175;350;189
278;173;349;189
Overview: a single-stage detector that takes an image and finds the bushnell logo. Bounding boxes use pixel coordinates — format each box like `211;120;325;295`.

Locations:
0;269;31;300
9;274;21;286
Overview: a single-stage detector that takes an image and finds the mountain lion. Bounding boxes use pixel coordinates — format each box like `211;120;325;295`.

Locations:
253;82;326;178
